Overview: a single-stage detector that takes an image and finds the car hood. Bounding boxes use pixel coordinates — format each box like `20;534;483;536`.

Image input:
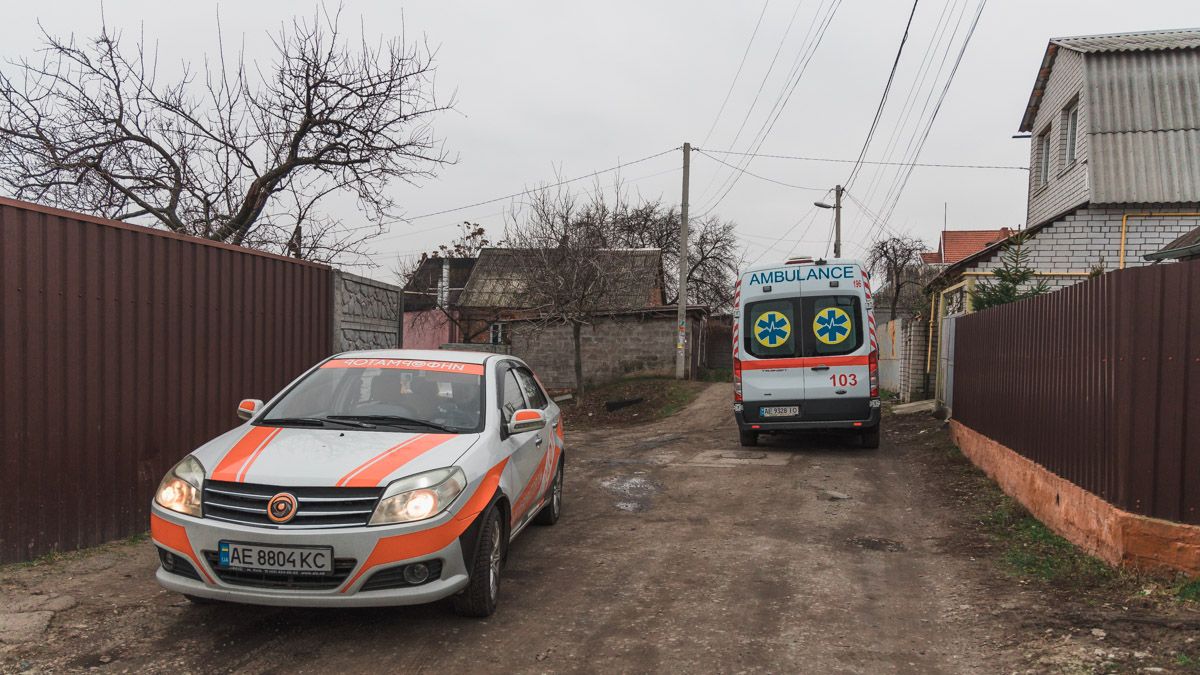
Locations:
191;424;480;488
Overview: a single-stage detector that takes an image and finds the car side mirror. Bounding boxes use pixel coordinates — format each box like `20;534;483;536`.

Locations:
237;398;263;421
507;409;547;435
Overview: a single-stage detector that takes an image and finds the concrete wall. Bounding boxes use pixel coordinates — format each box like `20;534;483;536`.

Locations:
973;203;1200;291
1028;47;1090;227
332;271;400;352
878;318;902;393
509;312;706;390
898;317;929;404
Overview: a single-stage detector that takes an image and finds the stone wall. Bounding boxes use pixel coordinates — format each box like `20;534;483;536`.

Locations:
509;310;706;390
331;271;400;352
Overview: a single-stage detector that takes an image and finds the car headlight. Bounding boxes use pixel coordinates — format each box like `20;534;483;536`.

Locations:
369;467;467;526
154;456;205;517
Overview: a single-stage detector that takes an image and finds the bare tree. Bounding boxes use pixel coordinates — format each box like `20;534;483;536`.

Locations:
608;199;740;312
866;235;930;318
395;222;496;344
504;185;646;395
0;6;451;263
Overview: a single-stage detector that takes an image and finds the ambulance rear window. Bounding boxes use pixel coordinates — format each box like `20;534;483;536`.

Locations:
743;295;864;358
804;295;863;357
744;300;795;359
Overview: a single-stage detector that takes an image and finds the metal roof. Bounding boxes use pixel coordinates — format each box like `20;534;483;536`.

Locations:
1051;28;1200;54
1145;225;1200;261
457;247;663;309
1018;28;1200;132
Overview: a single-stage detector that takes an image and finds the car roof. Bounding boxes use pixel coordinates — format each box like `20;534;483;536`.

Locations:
334;349;498;365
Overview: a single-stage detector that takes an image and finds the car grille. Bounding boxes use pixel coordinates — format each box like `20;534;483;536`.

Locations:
158;547;203;581
360;560;444;592
202;480;382;529
202;551;357;590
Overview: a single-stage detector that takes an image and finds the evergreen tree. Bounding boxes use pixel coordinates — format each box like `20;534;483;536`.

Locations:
968;233;1049;310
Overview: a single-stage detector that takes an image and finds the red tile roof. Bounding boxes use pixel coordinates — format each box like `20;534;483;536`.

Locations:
920;251;942;265
928;228;1013;265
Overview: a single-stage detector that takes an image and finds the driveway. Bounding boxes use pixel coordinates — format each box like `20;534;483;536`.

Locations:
0;384;1073;673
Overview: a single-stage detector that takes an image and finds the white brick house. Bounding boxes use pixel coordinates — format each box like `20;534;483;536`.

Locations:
934;28;1200;298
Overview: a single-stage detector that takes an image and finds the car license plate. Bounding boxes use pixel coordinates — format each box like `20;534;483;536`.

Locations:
218;541;333;575
760;406;800;418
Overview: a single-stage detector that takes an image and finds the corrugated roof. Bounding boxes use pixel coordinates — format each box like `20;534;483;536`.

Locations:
1019;28;1200;132
1145;225;1200;260
1052;28;1200;54
457;247;663;309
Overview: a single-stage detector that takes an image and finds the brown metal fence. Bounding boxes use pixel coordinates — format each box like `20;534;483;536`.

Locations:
953;259;1200;525
0;198;333;563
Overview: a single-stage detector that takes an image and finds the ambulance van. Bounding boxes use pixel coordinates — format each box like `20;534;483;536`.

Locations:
733;257;881;448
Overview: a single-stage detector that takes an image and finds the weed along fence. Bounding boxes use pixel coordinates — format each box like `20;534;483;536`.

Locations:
0;198;334;564
950;259;1200;573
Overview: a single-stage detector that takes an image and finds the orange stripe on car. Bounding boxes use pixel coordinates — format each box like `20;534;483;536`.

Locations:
340;458;510;592
210;426;281;482
335;434;454;488
740;354;870;371
511;445;553;525
150;513;214;584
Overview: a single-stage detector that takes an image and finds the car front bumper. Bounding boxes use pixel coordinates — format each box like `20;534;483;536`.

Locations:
151;504;471;607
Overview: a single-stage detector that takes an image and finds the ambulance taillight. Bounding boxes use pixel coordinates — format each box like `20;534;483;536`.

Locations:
733;358;743;402
869;350;879;398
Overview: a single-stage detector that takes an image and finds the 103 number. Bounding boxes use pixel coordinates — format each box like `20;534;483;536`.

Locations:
829;373;858;387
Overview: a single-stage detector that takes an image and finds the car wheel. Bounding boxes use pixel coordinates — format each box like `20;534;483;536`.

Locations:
739;430;759;447
533;461;563;526
452;505;505;618
860;425;881;449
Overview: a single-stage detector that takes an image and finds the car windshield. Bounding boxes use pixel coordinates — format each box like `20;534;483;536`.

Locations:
260;358;485;433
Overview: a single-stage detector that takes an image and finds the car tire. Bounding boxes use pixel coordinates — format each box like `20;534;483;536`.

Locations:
533;461;563;526
739;430;759;447
452;504;505;618
860;425;881;449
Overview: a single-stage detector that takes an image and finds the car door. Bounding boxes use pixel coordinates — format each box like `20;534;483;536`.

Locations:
513;367;557;508
497;364;543;524
799;293;872;420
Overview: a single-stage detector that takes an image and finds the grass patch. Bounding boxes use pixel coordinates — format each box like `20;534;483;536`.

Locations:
698;368;732;383
5;530;150;571
561;376;708;430
1176;578;1200;602
986;499;1118;587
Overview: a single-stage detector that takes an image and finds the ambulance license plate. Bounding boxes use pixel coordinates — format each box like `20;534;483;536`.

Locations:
218;541;333;575
760;406;800;418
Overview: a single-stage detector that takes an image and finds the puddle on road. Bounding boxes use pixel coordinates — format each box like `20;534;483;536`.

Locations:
600;475;664;513
847;536;906;553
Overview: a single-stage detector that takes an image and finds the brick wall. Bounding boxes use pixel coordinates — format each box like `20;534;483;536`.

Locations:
509;311;706;390
1028;48;1090;227
974;203;1200;291
898;317;929;403
332;271;400;352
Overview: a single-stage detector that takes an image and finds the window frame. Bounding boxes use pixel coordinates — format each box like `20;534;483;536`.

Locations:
1037;130;1052;187
1063;101;1079;166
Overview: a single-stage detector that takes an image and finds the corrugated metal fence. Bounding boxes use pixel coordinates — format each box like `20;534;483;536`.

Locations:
954;259;1200;525
0;198;332;563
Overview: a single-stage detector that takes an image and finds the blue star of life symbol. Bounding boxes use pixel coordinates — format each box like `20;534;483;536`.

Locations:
814;308;851;345
755;311;790;347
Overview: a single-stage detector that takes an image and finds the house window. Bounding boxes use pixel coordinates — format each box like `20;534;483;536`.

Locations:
1063;102;1079;166
1037;131;1052;186
489;322;506;345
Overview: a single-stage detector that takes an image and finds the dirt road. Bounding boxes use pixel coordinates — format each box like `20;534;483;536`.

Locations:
0;384;1188;673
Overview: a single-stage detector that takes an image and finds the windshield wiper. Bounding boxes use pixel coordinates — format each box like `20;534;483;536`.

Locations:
327;415;458;433
260;416;376;429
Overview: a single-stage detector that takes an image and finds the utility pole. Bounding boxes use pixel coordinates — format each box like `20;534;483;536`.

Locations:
833;184;843;258
675;142;691;380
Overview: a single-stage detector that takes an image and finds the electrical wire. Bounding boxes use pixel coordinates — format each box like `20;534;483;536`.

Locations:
844;0;922;190
696;148;1025;170
701;0;771;148
695;150;824;190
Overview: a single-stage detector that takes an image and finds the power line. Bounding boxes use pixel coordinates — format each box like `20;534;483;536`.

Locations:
696;148;1025;170
400;146;681;222
695;150;824;191
844;0;922;190
701;0;771;148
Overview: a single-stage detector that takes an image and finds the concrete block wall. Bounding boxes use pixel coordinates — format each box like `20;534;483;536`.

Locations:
509;312;705;390
332;271;400;352
898;318;929;403
975;203;1200;291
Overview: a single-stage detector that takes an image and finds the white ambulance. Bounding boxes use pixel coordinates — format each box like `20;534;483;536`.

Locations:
733;257;881;448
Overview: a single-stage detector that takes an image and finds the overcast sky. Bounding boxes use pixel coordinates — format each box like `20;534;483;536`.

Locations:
3;1;1197;273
